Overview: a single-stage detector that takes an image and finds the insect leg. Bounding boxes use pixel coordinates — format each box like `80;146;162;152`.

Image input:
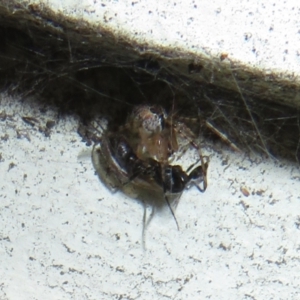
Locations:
163;191;180;230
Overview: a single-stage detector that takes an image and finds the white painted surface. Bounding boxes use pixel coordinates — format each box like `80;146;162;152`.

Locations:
1;94;300;299
1;1;300;298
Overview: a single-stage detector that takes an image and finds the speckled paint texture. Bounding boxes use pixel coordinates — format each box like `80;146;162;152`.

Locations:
1;94;300;299
1;0;300;299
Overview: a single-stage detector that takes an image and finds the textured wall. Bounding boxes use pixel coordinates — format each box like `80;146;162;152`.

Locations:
1;1;300;299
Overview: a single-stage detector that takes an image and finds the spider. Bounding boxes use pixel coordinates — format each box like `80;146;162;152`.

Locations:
119;104;209;188
122;105;173;162
92;133;208;231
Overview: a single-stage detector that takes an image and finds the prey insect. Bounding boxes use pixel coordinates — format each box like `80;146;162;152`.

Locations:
92;133;208;192
92;132;208;231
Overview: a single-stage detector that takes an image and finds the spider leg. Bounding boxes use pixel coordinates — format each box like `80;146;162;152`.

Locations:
205;120;241;152
176;126;209;191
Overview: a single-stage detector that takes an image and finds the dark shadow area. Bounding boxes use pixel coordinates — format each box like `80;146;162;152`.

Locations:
0;24;299;161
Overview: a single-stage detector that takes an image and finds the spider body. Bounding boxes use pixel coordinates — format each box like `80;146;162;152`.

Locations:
123;105;178;162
